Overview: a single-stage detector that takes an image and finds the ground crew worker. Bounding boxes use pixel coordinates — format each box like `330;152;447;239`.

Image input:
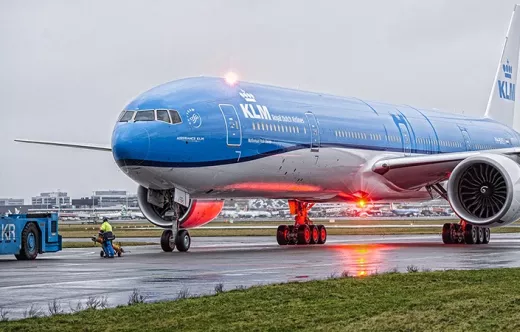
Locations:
99;217;115;258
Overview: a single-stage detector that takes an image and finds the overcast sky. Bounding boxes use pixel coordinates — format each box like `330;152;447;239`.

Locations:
1;0;520;202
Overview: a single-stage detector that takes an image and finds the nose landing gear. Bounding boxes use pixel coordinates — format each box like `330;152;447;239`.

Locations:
161;229;191;252
276;200;327;246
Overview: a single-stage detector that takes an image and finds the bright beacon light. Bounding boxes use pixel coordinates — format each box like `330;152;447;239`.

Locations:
224;72;238;85
358;199;366;208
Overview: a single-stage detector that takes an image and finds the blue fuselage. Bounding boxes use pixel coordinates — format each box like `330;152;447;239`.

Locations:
110;77;520;200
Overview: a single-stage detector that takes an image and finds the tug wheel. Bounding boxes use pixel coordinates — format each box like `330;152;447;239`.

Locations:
15;223;39;260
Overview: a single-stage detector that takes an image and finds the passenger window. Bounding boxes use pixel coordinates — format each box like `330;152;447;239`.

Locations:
156;110;171;123
119;111;135;122
169;110;182;124
134;110;155;122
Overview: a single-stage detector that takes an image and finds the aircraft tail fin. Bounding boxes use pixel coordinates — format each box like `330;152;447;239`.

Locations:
485;4;520;125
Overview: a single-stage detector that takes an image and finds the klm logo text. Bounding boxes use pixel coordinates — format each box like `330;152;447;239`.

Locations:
240;104;272;120
498;80;516;101
1;224;15;242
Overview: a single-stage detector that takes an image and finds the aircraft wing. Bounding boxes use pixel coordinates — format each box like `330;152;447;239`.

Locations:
371;147;520;190
14;139;111;152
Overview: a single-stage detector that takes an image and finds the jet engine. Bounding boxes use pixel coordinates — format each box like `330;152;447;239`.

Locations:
447;153;520;227
137;185;224;228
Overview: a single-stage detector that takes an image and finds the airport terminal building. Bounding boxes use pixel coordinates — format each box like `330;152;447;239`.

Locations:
0;198;24;206
92;190;138;208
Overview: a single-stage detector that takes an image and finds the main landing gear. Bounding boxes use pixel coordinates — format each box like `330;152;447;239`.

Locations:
160;229;191;252
276;201;327;245
442;220;490;245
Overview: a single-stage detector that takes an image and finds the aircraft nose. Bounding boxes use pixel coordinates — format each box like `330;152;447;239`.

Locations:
111;124;150;165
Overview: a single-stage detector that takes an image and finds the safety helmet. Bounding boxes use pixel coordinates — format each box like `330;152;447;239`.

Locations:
103;217;108;222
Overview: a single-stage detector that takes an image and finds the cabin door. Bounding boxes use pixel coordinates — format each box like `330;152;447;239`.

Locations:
219;104;242;146
305;112;320;152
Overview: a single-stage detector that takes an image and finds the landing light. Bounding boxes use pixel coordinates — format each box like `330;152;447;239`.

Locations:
224;72;238;85
358;199;366;208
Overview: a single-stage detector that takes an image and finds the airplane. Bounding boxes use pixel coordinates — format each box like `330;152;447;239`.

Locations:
237;211;273;218
4;208;21;216
391;209;421;217
96;206;144;220
15;5;520;251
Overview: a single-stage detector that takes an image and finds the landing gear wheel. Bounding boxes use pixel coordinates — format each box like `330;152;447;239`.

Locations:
175;230;191;252
309;225;319;244
297;225;311;245
442;223;453;244
464;224;477;244
15;223;39;260
482;227;491;244
276;225;289;245
476;227;484;244
160;230;175;252
288;225;296;244
317;225;327;244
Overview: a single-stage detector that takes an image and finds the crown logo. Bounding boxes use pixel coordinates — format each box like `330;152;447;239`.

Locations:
239;89;256;103
503;59;513;79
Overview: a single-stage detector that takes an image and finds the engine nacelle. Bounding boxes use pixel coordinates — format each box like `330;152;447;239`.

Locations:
137;186;224;229
447;153;520;227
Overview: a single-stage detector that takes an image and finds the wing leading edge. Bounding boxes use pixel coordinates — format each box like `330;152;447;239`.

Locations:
14;139;112;152
371;148;520;190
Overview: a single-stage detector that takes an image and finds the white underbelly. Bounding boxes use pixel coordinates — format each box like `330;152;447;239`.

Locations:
122;148;430;202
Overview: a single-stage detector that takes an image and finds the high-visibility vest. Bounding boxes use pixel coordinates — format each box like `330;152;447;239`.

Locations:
100;221;113;233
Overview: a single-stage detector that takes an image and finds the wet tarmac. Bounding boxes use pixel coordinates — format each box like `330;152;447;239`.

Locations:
1;233;520;318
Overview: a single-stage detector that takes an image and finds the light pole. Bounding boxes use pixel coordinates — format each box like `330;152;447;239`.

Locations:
57;189;61;217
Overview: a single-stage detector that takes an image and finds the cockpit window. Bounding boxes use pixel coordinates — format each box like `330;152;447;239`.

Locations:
156;110;171;123
119;111;135;122
134;110;155;122
169;110;182;124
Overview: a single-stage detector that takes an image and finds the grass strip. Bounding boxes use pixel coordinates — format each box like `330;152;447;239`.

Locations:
3;268;520;331
58;226;520;238
62;241;156;249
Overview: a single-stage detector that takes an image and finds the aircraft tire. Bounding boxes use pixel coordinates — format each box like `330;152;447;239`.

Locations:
297;225;311;245
276;225;289;245
175;230;191;252
160;230;175;252
463;224;477;245
475;227;484;244
288;225;296;245
482;227;491;244
309;225;319;244
442;223;453;244
317;225;327;244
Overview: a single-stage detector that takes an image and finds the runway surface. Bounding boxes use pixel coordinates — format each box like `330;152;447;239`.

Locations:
2;233;520;318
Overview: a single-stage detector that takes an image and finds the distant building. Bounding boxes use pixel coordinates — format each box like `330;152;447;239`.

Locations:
71;197;100;209
92;190;138;208
0;198;25;206
31;191;71;208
